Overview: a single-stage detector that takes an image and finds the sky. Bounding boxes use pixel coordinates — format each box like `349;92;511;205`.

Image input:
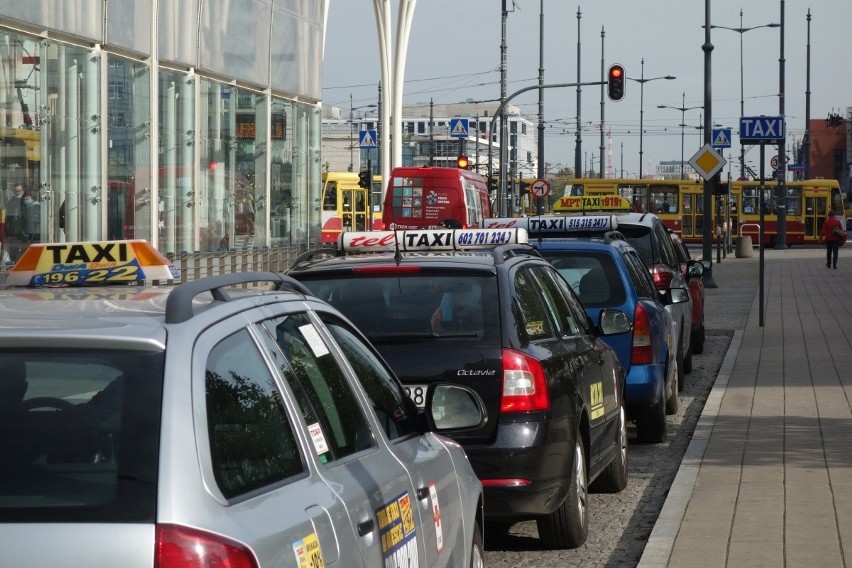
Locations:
322;0;852;179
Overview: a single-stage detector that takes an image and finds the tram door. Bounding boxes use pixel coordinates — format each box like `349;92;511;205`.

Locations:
804;195;829;241
341;187;369;232
680;191;704;240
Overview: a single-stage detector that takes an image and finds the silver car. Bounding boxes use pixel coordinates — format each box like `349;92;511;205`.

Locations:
0;240;485;567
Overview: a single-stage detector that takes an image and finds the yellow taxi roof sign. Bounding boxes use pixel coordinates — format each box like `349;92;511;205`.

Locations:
6;240;180;287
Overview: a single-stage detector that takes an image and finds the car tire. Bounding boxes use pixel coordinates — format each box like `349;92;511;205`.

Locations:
470;523;484;568
636;398;667;444
537;439;588;549
591;406;628;493
683;343;693;377
666;365;679;415
691;320;705;354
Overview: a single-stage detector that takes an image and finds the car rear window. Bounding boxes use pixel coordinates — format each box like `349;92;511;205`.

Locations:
616;226;654;265
300;274;500;344
540;251;627;308
0;350;163;523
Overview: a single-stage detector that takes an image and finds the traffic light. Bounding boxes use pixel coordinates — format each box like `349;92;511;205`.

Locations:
607;64;625;101
712;173;728;195
456;155;469;169
358;167;371;189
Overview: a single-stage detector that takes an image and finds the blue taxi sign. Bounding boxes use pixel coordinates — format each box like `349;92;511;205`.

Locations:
7;240;180;287
339;228;527;254
739;116;785;143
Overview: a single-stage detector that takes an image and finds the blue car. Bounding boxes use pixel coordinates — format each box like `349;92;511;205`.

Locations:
486;215;688;443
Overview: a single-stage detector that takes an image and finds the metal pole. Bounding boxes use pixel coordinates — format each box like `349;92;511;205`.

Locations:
499;0;508;216
574;7;582;180
702;0;718;288
804;9;811;179
739;9;746;179
759;142;765;326
536;0;545;214
639;59;645;179
775;0;787;248
680;93;686;179
599;26;605;179
349;93;354;172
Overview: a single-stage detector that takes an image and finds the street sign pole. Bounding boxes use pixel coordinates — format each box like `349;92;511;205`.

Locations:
758;143;765;327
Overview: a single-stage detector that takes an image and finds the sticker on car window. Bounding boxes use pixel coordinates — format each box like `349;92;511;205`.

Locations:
308;422;329;456
526;320;546;336
299;324;329;357
293;533;325;568
376;492;418;565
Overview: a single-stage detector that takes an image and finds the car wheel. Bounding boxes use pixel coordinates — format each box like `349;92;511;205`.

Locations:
537;439;588;549
691;320;705;354
591;405;628;493
666;363;680;415
470;523;484;568
683;343;693;376
636;398;667;444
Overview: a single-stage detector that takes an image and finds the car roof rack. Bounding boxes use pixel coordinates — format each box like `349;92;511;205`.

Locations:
289;246;341;271
165;271;311;324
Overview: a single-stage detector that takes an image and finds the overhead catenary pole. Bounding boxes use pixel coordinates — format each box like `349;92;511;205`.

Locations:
803;8;811;180
775;0;787;249
536;0;545;214
574;7;582;180
599;26;605;179
499;0;509;216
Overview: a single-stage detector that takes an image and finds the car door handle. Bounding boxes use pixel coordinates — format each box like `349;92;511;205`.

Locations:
357;519;375;536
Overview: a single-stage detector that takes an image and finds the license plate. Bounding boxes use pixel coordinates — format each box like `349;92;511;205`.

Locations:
404;384;428;408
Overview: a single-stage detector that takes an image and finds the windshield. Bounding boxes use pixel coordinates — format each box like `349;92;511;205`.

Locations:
300;274;500;344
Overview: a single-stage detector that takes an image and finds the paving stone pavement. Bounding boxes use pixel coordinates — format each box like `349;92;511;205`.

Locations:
640;244;852;568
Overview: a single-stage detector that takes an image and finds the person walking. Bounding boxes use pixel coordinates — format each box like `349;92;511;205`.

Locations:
818;211;845;269
4;184;26;261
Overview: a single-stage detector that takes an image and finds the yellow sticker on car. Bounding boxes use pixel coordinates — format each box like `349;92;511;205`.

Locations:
376;491;419;566
590;381;605;420
293;533;325;568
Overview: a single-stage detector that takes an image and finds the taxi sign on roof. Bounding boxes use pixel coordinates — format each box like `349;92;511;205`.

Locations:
552;194;631;212
339;228;528;254
7;240;180;287
484;215;618;234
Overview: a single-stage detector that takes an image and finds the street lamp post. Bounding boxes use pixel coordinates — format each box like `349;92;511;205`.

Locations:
711;10;779;179
658;93;703;179
628;59;675;179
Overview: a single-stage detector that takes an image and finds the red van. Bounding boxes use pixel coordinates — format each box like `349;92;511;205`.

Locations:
382;166;492;230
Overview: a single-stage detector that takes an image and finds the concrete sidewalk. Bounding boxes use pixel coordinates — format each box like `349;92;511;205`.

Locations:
640;245;852;568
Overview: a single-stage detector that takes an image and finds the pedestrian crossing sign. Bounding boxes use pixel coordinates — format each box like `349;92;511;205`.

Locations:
358;130;377;148
449;118;469;138
711;128;732;149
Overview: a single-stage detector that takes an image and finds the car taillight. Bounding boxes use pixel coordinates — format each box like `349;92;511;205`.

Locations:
631;303;653;365
649;263;673;291
499;348;550;412
156;524;259;568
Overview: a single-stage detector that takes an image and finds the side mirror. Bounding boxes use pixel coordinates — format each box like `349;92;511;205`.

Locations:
598;308;632;336
658;286;689;305
425;383;487;431
686;259;705;279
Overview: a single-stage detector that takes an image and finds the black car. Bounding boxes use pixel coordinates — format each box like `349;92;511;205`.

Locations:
287;228;628;550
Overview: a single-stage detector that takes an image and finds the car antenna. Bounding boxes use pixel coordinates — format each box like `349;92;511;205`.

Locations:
394;229;403;265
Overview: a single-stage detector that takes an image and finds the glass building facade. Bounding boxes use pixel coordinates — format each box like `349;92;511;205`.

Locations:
0;1;323;256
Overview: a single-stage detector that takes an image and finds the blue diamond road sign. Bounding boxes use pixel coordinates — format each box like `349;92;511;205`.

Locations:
739;116;785;143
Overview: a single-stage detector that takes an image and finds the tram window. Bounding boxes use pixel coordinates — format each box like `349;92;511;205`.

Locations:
323;181;338;210
342;190;352;212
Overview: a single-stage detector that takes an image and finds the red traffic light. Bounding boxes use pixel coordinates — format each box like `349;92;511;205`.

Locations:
607;64;625;102
456;155;470;169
